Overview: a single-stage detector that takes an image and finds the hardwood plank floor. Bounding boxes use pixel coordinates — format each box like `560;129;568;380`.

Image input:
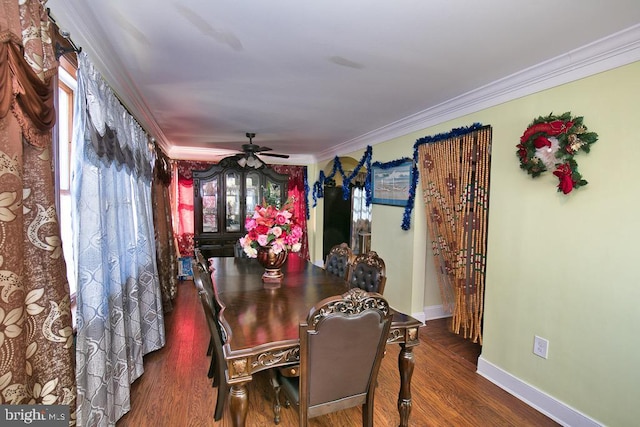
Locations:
117;281;558;426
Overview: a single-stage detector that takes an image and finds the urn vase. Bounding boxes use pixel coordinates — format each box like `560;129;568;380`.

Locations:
256;246;288;288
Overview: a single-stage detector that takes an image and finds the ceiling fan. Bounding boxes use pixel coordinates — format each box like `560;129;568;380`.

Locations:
235;133;289;168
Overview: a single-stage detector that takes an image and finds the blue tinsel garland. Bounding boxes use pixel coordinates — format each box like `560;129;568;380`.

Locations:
371;157;412;169
311;146;373;207
401;123;484;230
306;123;483;230
303;167;310;220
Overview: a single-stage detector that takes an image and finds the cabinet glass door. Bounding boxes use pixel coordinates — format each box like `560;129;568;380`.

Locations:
264;179;284;208
225;171;241;232
246;172;260;215
202;179;218;233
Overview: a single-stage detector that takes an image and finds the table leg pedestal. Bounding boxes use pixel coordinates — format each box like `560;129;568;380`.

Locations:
397;344;415;427
229;383;249;427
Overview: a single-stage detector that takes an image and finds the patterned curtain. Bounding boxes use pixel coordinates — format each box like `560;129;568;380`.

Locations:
417;126;492;344
271;165;310;260
72;53;165;426
0;0;76;419
152;148;178;312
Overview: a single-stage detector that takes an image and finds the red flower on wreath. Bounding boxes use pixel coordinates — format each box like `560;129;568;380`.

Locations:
552;163;576;194
516;112;598;195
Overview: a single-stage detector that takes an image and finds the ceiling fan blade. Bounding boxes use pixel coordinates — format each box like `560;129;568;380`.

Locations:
241;133;289;159
254;146;273;153
242;143;273;153
260;152;290;159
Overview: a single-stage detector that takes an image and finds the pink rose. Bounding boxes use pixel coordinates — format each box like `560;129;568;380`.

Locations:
245;218;257;230
271;239;286;253
290;225;303;239
271;226;283;238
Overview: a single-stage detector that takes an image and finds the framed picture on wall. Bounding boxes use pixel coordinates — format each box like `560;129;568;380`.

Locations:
371;159;413;207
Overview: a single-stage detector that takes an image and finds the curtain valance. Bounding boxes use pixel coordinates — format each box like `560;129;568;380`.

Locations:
0;41;55;147
79;53;154;179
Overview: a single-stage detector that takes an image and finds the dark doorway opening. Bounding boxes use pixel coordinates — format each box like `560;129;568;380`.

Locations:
322;186;351;261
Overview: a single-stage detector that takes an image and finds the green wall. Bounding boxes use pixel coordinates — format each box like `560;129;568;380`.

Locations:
307;61;640;425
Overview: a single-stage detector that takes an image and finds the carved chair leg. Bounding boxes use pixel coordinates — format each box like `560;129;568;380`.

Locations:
269;370;283;424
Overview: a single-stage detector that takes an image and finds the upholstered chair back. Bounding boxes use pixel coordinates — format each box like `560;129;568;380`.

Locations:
324;243;354;279
347;251;387;294
277;288;392;425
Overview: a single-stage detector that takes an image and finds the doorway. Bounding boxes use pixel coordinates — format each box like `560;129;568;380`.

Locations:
322;186;351;261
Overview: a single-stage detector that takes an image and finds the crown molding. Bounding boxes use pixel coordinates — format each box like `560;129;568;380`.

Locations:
49;2;639;165
318;24;640;162
48;2;172;152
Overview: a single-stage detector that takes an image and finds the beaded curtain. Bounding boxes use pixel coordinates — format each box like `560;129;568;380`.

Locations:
417;126;492;344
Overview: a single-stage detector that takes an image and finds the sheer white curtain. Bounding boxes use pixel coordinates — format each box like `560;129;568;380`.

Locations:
71;53;165;426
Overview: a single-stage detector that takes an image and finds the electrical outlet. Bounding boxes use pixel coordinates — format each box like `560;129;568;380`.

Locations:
533;335;549;359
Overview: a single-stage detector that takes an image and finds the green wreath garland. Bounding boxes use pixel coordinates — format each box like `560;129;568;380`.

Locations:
516;112;598;194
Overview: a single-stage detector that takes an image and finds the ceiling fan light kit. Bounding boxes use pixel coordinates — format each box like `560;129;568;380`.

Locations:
237;154;263;169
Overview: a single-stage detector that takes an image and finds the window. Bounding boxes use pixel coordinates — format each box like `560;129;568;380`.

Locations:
55;59;77;305
351;186;372;254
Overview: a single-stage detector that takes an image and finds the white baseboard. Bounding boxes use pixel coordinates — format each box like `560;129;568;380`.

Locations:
410;311;426;324
477;357;603;427
423;304;452;321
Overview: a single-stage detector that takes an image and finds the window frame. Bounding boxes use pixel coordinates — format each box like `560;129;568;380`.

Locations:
54;56;78;313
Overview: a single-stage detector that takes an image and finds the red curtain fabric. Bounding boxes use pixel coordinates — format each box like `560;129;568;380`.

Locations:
174;161;214;256
177;160;212;180
176;176;195;256
272;165;309;260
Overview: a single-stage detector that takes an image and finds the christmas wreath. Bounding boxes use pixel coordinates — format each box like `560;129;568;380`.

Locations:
516;112;598;194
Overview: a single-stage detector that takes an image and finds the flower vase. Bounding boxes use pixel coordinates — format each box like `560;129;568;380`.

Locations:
257;246;288;288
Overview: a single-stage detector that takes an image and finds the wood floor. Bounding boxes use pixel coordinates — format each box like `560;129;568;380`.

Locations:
117;281;559;427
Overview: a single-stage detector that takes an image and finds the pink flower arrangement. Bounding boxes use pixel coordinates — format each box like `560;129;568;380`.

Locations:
239;200;303;258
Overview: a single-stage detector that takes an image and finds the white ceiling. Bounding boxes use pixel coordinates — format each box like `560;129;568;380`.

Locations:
46;0;640;164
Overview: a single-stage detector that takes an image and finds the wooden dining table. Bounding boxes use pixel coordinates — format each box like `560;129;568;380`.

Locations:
209;254;422;427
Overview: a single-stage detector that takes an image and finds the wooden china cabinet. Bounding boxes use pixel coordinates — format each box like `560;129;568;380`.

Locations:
193;157;289;258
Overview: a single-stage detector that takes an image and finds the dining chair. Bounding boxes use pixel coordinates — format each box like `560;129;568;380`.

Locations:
324;242;354;280
269;242;354;420
234;240;248;258
274;288;392;426
192;258;221;384
347;251;387;294
192;264;229;421
191;256;217;380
